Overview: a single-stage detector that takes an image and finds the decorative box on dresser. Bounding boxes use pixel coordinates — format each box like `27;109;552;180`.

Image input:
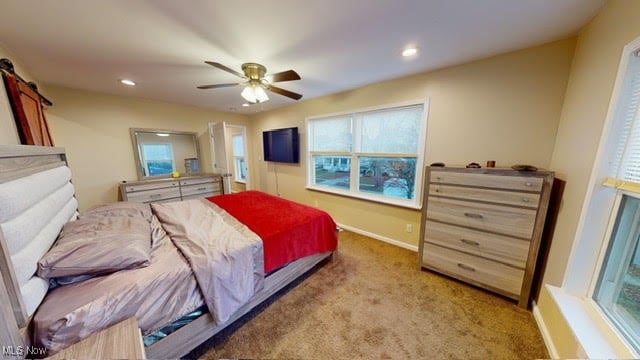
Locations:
120;174;223;203
418;167;554;308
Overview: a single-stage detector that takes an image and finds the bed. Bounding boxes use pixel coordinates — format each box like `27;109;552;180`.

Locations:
0;144;338;358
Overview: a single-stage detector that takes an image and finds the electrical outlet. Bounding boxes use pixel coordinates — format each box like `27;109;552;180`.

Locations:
314;199;319;207
405;224;413;233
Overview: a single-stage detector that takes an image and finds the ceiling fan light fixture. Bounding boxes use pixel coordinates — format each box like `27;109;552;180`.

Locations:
200;61;301;102
254;86;269;103
241;83;269;103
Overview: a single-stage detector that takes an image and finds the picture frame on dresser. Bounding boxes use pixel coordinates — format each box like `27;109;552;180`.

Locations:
418;166;555;308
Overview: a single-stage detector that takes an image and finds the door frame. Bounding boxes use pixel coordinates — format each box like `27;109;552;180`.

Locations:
226;124;251;191
208;122;251;192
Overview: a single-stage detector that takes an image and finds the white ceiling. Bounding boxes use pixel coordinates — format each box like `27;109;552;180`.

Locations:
0;0;606;114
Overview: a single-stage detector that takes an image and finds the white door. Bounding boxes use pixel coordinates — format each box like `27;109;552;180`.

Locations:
209;122;232;193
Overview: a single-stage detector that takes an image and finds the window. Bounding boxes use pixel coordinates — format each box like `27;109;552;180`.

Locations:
595;195;640;350
141;143;174;176
306;101;428;208
232;134;246;183
578;38;640;355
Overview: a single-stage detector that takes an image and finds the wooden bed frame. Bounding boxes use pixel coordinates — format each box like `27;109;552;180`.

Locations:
0;145;333;358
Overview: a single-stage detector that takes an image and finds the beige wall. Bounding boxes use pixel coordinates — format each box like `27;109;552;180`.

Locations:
248;38;575;247
0;43;37;145
537;0;640;356
45;86;249;210
541;0;640;289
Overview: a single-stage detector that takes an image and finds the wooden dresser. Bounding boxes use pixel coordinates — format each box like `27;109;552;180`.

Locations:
419;167;553;308
120;174;223;203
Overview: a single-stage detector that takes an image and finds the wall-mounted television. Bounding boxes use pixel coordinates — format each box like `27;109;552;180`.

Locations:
263;127;299;163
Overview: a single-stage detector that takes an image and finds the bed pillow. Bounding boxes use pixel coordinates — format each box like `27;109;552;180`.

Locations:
81;202;152;221
37;216;152;279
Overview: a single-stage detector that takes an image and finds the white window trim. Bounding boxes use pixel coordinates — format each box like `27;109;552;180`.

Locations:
305;99;429;209
231;133;247;184
234;157;246;184
548;36;640;359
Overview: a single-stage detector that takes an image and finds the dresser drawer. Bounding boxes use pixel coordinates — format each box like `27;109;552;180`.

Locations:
179;177;218;186
125;188;181;203
429;184;540;208
426;197;537;239
181;182;221;197
422;243;524;298
424;221;529;268
430;171;543;192
123;181;179;193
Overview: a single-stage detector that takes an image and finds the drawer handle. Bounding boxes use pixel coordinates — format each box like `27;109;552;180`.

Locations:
457;263;476;272
463;212;483;219
198;187;207;191
525;182;533;187
460;239;480;246
150;194;162;198
522;198;530;203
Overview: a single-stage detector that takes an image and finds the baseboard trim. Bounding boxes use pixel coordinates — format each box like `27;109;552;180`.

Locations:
336;223;418;252
532;300;559;359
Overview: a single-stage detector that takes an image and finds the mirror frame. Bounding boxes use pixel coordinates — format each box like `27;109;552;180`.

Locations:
130;128;201;180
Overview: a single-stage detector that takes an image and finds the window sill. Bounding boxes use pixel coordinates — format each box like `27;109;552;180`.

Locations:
545;285;637;359
234;179;246;184
306;185;422;210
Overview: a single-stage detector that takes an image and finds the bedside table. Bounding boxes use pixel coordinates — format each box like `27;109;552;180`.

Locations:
46;317;145;359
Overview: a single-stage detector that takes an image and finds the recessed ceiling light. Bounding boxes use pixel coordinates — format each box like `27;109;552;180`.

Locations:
119;79;136;86
242;103;250;107
402;47;418;57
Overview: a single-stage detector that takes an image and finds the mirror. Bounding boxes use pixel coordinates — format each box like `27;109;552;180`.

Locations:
130;128;201;180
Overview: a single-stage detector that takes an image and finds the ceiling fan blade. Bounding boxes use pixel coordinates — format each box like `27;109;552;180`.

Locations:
269;70;301;82
266;85;303;100
204;61;245;79
197;83;240;89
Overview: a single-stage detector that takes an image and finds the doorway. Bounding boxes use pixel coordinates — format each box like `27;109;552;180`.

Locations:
209;122;250;194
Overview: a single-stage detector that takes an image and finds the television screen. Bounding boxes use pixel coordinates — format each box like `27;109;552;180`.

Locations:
263;127;299;163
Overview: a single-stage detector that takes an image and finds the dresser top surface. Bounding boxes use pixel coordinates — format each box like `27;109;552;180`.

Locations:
121;173;220;186
428;166;553;177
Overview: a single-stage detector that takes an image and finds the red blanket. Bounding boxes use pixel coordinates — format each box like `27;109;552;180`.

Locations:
208;191;338;273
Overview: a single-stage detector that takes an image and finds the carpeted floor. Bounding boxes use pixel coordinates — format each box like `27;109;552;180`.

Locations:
187;230;548;359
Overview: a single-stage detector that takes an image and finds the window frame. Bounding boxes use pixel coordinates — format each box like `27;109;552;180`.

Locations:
231;134;247;183
592;191;640;352
305;99;429;209
555;36;640;358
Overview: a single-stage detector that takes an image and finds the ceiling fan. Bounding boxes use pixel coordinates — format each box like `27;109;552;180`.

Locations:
197;61;302;104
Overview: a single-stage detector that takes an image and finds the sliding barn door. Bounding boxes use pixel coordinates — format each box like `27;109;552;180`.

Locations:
2;72;53;146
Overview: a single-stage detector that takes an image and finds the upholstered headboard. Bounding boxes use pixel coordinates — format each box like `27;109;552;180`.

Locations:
0;145;77;328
